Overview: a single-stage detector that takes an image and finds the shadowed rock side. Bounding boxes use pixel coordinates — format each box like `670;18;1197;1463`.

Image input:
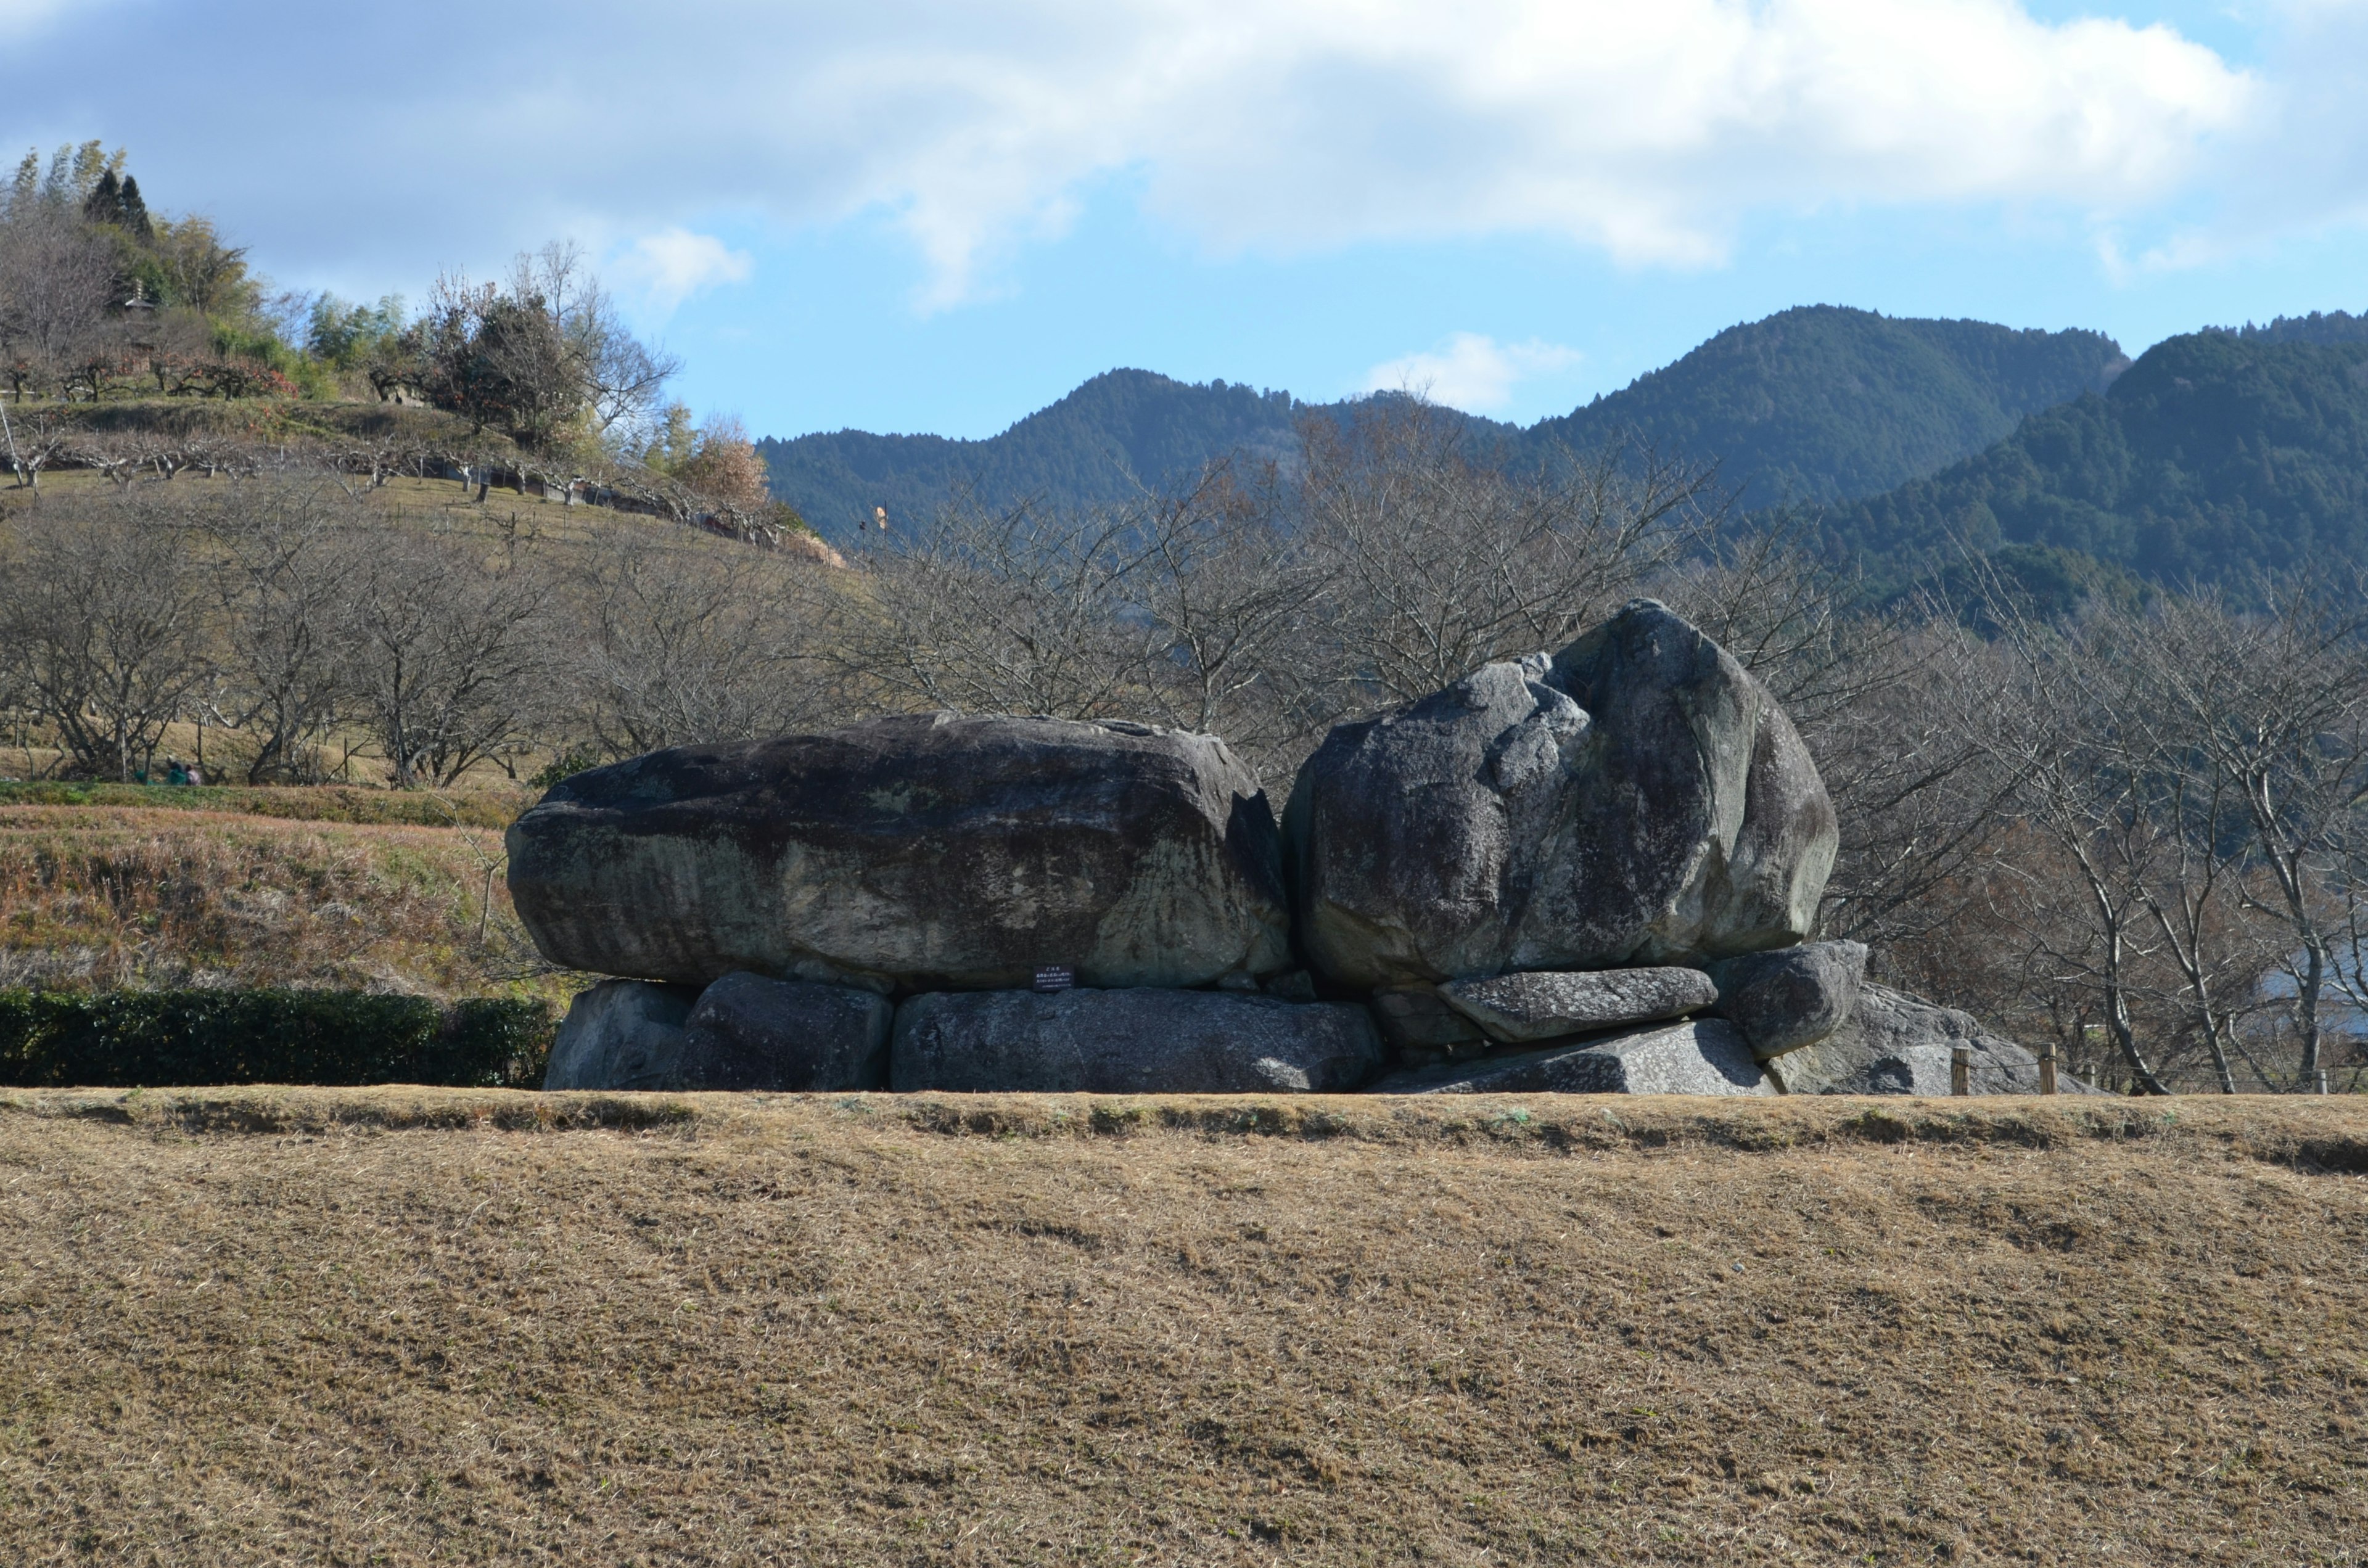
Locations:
891;988;1383;1093
1706;939;1867;1060
678;972;894;1091
541;979;700;1091
508;714;1291;992
1285;601;1838;988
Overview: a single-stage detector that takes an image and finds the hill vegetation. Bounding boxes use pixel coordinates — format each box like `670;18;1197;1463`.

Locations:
1812;328;2368;589
757;306;2124;536
0;141;802;541
1534;305;2126;511
2;1088;2362;1565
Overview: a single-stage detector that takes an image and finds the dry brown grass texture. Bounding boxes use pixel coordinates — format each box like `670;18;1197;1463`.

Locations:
0;804;556;999
0;1090;2362;1566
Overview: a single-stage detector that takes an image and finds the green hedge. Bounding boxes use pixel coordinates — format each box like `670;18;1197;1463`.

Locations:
0;990;554;1089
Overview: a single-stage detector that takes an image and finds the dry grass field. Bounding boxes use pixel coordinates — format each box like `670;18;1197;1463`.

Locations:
1;1089;2361;1566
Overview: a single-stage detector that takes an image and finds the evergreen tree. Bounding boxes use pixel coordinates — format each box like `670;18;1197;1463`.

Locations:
81;168;121;226
116;175;152;239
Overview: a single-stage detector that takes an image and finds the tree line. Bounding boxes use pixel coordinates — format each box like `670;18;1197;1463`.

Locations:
1;400;2361;1093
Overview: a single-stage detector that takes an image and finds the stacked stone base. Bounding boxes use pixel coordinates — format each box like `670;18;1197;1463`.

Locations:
545;974;1383;1096
545;949;2084;1099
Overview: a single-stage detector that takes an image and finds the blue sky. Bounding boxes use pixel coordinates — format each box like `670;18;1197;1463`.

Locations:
6;0;2366;439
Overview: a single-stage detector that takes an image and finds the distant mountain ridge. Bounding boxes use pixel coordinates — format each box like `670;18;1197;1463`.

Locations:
757;373;1327;540
758;306;2126;540
1529;307;2126;511
1807;326;2368;589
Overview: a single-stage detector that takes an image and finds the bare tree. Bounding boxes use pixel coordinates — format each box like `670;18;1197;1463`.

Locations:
826;495;1164;722
0;508;213;781
558;526;833;757
331;530;553;786
0;202;116;401
1973;607;2175;1094
1296;401;1710;712
204;483;353;783
2136;581;2368;1090
1104;464;1333;776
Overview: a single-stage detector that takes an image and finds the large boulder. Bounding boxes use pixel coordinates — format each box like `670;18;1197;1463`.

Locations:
1705;940;1866;1060
890;988;1383;1094
543;979;699;1091
678;972;895;1091
1284;601;1837;988
1766;982;2099;1095
1368;1019;1772;1095
1439;966;1718;1044
508;714;1291;993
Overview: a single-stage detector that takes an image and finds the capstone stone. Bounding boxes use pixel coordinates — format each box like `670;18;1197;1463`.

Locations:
508;713;1291;993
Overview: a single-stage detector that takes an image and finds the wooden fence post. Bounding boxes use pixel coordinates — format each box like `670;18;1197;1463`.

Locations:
1951;1045;1971;1097
2039;1042;2058;1096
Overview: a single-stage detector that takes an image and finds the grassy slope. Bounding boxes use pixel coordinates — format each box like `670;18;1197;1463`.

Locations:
0;803;557;1000
1;1089;2361;1566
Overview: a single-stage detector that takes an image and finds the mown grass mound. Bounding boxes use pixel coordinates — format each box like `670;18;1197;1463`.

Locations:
1;1090;2359;1565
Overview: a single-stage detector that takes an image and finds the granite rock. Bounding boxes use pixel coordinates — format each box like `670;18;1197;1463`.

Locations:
1367;1019;1772;1096
1765;982;2101;1095
1706;940;1867;1060
1439;966;1718;1044
1285;601;1837;989
891;987;1384;1094
542;978;700;1091
509;713;1291;993
678;972;895;1091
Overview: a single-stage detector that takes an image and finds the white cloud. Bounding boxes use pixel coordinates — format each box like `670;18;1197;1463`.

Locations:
1362;334;1582;413
611;228;754;316
1;1;2267;304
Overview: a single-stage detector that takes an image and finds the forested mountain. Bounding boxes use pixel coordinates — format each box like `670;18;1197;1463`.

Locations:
758;307;2124;538
1810;329;2368;589
756;371;1339;538
1530;306;2126;511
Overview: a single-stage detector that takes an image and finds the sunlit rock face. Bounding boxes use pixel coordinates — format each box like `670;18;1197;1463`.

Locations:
1285;601;1837;990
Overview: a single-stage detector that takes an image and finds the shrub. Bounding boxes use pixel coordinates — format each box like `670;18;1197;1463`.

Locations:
0;988;553;1089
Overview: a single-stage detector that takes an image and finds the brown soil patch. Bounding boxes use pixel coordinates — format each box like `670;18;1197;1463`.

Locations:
1;1090;2362;1565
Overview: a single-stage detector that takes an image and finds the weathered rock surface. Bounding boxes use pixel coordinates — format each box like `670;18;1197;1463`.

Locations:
1766;983;2100;1095
542;979;700;1091
1706;940;1867;1060
1368;1019;1771;1095
1440;966;1718;1044
508;714;1291;992
678;972;895;1091
1369;987;1489;1052
1284;601;1838;989
890;988;1383;1094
